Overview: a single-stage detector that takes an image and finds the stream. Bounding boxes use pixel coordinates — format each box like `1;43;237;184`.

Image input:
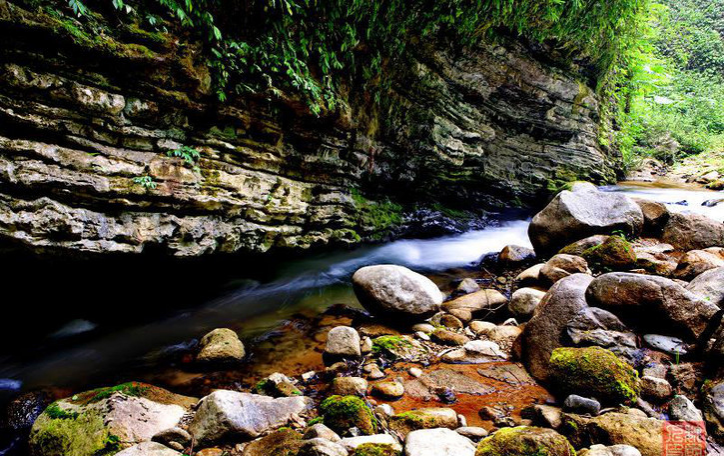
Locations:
0;181;722;407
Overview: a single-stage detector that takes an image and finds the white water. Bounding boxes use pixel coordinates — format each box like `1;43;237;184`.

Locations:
602;182;724;222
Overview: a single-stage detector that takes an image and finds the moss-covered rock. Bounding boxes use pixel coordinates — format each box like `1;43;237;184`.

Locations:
475;426;575;456
388;408;458;436
549;347;639;404
352;443;401;456
29;383;196;456
582;236;637;271
318;396;377;436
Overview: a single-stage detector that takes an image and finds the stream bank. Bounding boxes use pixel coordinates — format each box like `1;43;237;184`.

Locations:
3;181;724;455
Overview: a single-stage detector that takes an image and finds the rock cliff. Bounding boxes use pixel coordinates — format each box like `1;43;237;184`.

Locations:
0;1;617;256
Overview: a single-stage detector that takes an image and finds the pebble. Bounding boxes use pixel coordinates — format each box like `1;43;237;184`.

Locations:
563;394;601;416
363;363;386;380
370;381;405;399
409;367;423;378
415;331;431;341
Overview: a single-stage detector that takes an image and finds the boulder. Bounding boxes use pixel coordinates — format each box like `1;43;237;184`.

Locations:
559;235;610;256
350;443;398;455
331;377;368;397
498;245;536;266
196;328;245;364
390;408;458;436
430;329;470;346
639;376;672;401
668;395;703;422
253;372;302;398
522;273;593;382
515;263;544;285
508;288;546;320
298;438;348;456
673;248;724;281
352;265;442;318
581;236;637;272
540;254;589;284
325;327;362;358
339;435;402;453
456;278;480;294
687;266;724;307
455;427;489;441
528;189;644;256
189;391;312;444
404;428;475;456
577;444;642;456
643;334;688;356
703;381;724;439
661;213;724;251
586;272;720;340
475;426;575;456
370;381;405;400
633;199;669;235
318;395;377;436
430;312;464;330
243;428;304;456
560;411;698;456
442;289;507;315
28;383;195;456
565;308;637;360
115;442;182;456
563;395;600;416
549;347;639;405
304;424;342;442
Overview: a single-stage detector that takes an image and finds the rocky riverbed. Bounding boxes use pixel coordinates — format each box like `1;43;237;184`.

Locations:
4;182;724;456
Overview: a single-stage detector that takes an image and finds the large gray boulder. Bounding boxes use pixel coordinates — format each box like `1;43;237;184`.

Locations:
404;428;475;456
522;273;593;382
687;266;724;307
189;391;312;444
586;272;720;340
662;212;724;251
352;265;443;318
528;189;644;256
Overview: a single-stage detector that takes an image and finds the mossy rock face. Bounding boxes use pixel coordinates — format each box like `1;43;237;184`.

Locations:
352;443;401;456
475;426;576;456
318;395;377;436
29;382;195;456
581;236;637;272
549;347;639;404
242;428;303;456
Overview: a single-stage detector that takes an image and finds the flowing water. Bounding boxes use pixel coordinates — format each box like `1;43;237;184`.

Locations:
0;181;721;409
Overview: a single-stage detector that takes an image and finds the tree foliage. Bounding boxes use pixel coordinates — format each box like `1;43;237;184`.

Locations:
35;0;649;115
617;0;724;170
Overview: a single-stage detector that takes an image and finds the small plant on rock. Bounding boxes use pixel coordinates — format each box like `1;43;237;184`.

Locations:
167;145;201;172
132;175;157;190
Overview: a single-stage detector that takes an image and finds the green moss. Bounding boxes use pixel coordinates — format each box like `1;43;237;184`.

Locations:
45;403;79;420
319;395;377;436
549;347;640;405
475;426;575;456
351;188;403;237
30;407;117;456
372;336;413;358
84;382;150;403
581;235;637;272
353;443;401;456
